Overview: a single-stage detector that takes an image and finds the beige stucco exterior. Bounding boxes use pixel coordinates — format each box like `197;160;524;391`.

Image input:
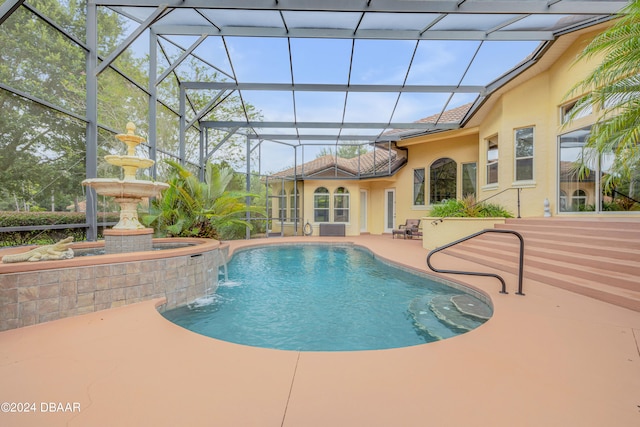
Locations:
268;25;639;240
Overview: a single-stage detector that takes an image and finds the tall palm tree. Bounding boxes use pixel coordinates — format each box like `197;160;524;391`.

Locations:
566;0;640;191
142;160;264;239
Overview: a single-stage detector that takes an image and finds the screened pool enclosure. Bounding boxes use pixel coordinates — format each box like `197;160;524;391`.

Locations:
0;0;627;240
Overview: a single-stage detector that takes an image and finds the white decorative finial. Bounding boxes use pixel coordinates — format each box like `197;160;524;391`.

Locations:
543;198;551;217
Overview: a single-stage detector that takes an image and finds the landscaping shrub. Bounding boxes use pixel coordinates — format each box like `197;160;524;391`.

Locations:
0;211;119;247
429;196;513;218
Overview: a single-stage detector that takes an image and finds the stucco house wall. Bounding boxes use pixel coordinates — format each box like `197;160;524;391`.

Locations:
393;130;479;227
267;26;638;238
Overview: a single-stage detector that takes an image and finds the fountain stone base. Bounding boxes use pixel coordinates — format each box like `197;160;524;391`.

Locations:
103;228;154;254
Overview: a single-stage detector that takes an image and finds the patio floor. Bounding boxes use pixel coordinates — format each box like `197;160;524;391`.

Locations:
1;235;639;426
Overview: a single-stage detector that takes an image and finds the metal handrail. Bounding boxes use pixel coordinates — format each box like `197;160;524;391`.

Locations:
426;229;525;295
430;187;522;225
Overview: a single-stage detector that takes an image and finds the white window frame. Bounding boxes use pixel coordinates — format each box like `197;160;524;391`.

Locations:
572;189;587;211
313;187;330;223
413;168;425;206
333;187;350;223
288;188;299;224
514;126;534;183
462;162;477;198
561;99;592;124
486;135;499;187
278;189;287;221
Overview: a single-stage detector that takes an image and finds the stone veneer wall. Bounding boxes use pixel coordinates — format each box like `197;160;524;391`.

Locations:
0;245;227;332
104;232;153;254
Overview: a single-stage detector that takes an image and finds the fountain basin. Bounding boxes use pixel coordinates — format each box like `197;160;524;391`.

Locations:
82;179;169;230
0;238;228;332
104;155;155;180
82;178;168;199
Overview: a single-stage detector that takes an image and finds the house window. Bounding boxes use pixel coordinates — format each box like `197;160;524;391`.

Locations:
430;158;457;204
278;189;287;221
333;187;350;222
572;189;587;211
289;188;299;223
413;168;425;205
515;127;534;181
462;163;477;198
561;100;592;124
486;136;498;185
559;128;594;213
314;187;330;222
559;191;568;212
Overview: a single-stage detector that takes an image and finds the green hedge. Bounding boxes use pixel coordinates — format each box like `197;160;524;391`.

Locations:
0;211;121;247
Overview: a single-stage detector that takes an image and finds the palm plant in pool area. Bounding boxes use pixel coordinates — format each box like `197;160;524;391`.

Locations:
142;160;264;239
564;0;640;191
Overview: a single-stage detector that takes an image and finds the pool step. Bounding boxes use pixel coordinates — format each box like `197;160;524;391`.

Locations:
408;294;490;340
439;218;640;311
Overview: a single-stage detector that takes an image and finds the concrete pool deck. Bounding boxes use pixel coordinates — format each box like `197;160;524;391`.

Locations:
1;235;639;426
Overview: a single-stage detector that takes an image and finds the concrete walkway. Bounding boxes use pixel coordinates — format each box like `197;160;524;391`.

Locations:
1;235;639;426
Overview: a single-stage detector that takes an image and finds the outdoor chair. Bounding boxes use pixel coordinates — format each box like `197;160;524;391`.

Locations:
392;219;421;239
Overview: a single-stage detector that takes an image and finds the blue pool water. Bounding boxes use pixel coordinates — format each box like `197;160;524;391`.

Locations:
162;245;491;351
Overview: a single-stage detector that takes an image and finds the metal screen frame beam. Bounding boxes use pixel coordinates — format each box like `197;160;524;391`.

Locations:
0;0;23;26
95;5;168;76
200;121;459;130
94;1;627;15
152;25;555;41
85;1;99;241
182;82;485;94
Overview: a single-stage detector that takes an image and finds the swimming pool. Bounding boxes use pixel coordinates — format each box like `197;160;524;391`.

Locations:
162;245;492;351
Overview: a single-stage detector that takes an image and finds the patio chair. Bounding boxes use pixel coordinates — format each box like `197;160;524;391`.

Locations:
392;219;421;239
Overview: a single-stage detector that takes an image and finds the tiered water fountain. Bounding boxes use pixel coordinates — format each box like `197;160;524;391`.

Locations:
82;122;169;254
0;122;226;332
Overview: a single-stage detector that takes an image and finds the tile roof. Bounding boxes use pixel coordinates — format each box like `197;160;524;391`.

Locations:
269;148;405;179
383;103;473;136
415;103;473;124
269;103;471;179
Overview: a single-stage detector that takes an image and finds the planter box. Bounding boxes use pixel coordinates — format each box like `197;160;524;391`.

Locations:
421;217;507;250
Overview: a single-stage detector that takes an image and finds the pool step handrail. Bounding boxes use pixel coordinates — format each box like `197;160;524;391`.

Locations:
426;229;525;296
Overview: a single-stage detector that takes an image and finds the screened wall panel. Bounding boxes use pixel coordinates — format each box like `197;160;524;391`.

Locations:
0;90;86;212
156;103;180;155
97;68;149;133
0;6;86;116
30;0;87;45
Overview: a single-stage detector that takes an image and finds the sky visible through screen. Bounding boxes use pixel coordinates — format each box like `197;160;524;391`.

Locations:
120;13;542;173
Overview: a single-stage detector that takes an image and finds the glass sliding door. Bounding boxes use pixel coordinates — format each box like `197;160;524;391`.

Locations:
600;152;640;212
558;129;596;212
558;127;640;213
462;162;477;199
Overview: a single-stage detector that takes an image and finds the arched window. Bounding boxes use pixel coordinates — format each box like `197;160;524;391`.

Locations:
572;189;587;211
314;187;330;222
430;158;457;204
334;187;350;223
